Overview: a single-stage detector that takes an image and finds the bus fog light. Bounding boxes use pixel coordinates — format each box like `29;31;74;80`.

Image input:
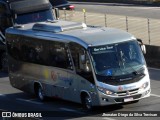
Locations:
145;89;150;95
102;98;109;102
97;86;114;95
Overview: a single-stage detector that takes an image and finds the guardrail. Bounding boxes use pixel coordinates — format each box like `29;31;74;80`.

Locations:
59;10;160;46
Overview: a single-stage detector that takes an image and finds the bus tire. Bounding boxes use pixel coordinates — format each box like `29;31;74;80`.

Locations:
35;84;46;101
81;93;93;110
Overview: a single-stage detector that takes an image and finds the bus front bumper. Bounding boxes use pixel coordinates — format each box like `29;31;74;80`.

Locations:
97;87;151;106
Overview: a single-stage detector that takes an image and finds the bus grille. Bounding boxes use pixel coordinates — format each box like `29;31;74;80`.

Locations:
116;88;139;96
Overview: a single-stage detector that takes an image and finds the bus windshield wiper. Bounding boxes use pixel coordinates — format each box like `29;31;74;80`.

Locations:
132;67;145;76
96;73;116;80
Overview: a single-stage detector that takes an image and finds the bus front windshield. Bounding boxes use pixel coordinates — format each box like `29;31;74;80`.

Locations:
89;40;146;77
14;9;54;24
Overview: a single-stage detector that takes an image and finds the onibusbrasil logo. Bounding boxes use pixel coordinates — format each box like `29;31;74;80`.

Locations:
2;112;42;118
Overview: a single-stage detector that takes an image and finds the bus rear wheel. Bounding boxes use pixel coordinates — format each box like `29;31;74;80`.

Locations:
35;85;46;101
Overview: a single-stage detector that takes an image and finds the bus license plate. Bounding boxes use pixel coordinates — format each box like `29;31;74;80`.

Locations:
124;97;133;102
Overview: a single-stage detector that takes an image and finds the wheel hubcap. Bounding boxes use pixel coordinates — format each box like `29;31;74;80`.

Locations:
85;96;92;109
38;87;44;100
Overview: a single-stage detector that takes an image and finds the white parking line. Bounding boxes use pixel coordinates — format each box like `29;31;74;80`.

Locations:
17;98;43;105
60;107;84;114
151;94;160;98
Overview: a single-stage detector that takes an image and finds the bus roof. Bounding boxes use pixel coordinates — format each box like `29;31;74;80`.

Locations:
6;20;136;49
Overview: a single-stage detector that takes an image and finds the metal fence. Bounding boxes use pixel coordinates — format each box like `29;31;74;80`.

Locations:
59;10;160;46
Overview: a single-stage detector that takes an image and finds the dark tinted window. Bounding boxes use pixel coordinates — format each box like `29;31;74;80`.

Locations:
20;38;45;64
0;1;8;13
7;36;72;70
14;10;54;24
0;2;12;34
47;41;73;69
7;35;21;60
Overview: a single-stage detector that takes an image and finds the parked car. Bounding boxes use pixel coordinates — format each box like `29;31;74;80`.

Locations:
49;0;75;10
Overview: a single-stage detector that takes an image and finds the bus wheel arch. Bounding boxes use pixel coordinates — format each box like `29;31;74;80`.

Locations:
34;82;46;101
80;91;93;110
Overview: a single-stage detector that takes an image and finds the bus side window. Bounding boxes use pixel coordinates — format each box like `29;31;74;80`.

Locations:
69;42;95;84
7;37;21;60
48;41;73;70
19;37;45;64
0;2;12;34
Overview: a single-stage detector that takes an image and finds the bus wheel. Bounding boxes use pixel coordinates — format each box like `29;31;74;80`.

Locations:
0;52;8;72
82;94;92;110
37;85;46;101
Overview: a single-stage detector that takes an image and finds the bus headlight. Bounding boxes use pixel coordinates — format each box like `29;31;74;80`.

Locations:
97;86;114;95
140;82;149;90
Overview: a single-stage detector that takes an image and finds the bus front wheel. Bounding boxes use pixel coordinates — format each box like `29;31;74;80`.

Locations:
81;93;93;110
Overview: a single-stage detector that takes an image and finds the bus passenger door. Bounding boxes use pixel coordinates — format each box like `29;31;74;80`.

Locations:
69;42;95;103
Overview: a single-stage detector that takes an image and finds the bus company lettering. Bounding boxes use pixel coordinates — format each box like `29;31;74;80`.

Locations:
120;77;132;81
94;47;106;52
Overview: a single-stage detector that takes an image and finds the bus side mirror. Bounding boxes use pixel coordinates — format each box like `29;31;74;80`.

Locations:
80;54;86;64
54;8;59;20
12;13;17;19
137;38;146;54
80;53;91;72
141;44;146;54
85;60;91;72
